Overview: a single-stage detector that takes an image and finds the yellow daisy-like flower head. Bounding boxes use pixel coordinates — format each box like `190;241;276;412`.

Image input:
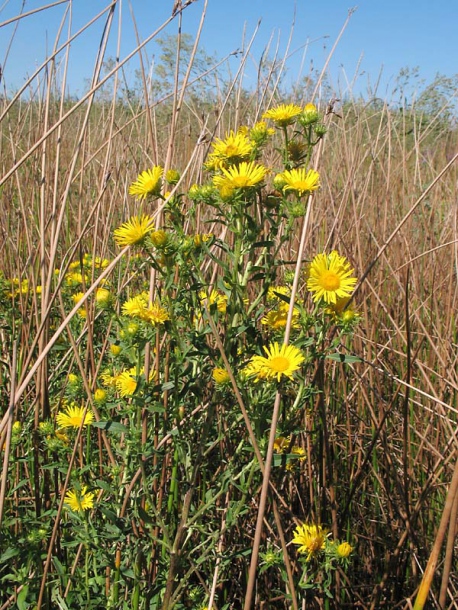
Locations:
64;486;95;512
115;367;156;397
336;541;353;558
299;103;319;126
114;215;155;247
281;168;320;196
142;301;170;325
307;251;358;304
206;130;253;170
199;289;228;314
261;302;300;330
116;369;138;397
273;436;290;453
68;373;79;386
326;296;360;324
95;287;112;308
212;367;230;385
65;271;87;287
245;342;305;383
122;294;148;319
101;370;120;388
263;103;302;127
128;166;163;200
213;161;267;191
250;121;275;145
292;523;328;561
94;388;107;405
122;294;169;325
165;169;180;185
150;229;169;248
56;404;94;429
285;445;307;471
267;285;291;302
110;344;122;357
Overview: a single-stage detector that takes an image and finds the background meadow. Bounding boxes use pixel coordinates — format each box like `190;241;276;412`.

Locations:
1;1;458;609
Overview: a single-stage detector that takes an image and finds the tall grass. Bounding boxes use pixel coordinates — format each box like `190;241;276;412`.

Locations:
1;3;458;609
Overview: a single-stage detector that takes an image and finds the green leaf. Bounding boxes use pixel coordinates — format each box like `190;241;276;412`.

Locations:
251;240;274;248
17;584;28;610
161;381;175;391
326;353;361;363
95;479;114;494
52;556;67;582
92;421;128;433
0;547;20;563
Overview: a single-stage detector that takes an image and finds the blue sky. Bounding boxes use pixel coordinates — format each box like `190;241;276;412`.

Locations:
1;0;457;101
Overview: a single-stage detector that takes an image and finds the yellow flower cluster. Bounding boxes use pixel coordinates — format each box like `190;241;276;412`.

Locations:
122;293;169;325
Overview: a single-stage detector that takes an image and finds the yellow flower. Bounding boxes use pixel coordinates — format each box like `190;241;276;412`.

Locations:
206;130;253;170
122;294;169;325
55;430;70;445
261;302;300;330
199;289;227;314
64;486;95;512
213;161;267;191
94;388;107;404
114;215;155;247
292;523;328;561
116;370;138;397
94;256;109;269
71;291;87;319
326;296;360;324
115;366;155;397
250;121;275;144
244;342;304;383
95;287;112;308
150;229;169;248
142;301;170;325
263;103;302;127
193;233;213;248
300;102;319;125
56;404;94;429
281;168;320;196
101;370;120;388
286;446;307;471
65;271;87;286
307;251;357;304
165;169;180;185
128;166;163;199
273;436;290;453
267;285;291;302
212;367;230;385
68;373;79;386
122;294;149;318
110;344;122;357
336;541;353;558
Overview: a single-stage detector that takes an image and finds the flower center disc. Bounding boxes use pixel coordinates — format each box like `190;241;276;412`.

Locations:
269;356;290;372
320;271;341;291
294;181;308;191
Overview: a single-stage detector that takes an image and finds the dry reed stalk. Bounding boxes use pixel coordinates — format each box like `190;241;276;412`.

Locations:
412;456;458;610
